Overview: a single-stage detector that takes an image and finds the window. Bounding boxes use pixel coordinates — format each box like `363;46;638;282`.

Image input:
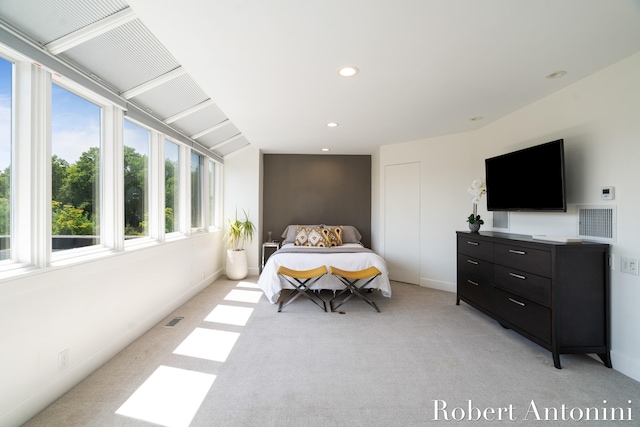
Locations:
51;83;102;251
191;151;203;230
0;38;223;273
123;119;150;240
164;139;180;233
0;57;12;261
208;160;219;228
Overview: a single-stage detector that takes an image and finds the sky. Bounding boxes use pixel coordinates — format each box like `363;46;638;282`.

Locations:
51;83;101;163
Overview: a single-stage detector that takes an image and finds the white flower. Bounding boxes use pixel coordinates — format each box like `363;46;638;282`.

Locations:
467;178;486;204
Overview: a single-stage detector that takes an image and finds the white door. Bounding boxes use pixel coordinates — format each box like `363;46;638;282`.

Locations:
384;163;420;284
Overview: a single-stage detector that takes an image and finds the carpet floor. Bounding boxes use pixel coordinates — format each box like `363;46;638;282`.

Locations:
23;277;639;426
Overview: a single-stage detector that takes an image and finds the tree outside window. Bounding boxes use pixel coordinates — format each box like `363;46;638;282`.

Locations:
123;120;150;239
51;84;101;250
164;140;179;233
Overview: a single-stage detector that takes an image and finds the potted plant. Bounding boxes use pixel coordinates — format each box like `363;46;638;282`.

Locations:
467;179;486;233
225;209;256;280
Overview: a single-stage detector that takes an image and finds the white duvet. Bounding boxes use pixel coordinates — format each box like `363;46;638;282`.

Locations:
257;243;392;304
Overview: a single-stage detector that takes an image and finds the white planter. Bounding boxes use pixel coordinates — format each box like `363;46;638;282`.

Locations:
226;249;248;280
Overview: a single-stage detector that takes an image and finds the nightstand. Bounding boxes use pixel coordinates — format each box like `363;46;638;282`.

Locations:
261;241;280;272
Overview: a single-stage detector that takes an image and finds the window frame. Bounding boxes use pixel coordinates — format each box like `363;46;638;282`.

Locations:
0;38;223;278
122;117;153;248
0;53;15;266
190;150;204;233
49;75;113;262
207;159;222;231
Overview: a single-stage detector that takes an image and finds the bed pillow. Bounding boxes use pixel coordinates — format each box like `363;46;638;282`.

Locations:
321;226;343;246
281;225;319;245
282;224;362;245
323;225;362;244
294;226;327;246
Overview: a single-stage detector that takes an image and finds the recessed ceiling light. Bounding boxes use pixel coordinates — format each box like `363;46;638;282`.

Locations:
321;148;330;152
546;70;567;79
326;122;339;128
338;66;359;77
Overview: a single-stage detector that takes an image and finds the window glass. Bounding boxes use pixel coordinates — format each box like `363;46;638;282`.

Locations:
51;84;102;251
208;160;217;228
191;151;202;229
164;139;179;233
124;120;150;239
0;57;12;260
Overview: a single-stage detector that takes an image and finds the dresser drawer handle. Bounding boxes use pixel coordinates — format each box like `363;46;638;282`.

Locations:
467;280;479;286
467;259;479;265
467;241;479;246
509;272;526;280
509;249;526;255
508;298;526;307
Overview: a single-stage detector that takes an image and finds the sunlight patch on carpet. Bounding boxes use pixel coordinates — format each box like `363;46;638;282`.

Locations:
224;289;262;303
236;281;260;289
204;304;254;326
173;327;240;362
115;365;215;427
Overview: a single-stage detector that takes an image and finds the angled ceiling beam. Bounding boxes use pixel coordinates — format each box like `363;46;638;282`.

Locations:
122;66;187;99
45;7;137;55
190;119;230;139
209;133;243;150
164;99;215;124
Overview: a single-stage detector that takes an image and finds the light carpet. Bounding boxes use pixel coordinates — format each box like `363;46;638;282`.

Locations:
23;277;639;426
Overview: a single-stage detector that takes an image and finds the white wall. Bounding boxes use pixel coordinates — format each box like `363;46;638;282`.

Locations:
223;145;261;275
0;232;224;427
375;52;640;381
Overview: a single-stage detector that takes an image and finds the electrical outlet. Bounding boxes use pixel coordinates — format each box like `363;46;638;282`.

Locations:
58;349;69;372
621;257;639;275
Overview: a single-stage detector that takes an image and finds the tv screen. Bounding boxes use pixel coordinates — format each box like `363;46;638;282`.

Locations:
485;139;566;212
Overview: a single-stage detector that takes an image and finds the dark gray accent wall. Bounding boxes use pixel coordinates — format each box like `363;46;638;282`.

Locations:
263;154;372;248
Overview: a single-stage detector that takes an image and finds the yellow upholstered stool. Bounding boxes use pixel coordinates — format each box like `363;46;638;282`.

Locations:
329;266;382;312
277;265;328;312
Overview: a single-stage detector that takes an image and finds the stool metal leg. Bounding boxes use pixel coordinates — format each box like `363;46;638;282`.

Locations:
278;275;327;312
330;274;380;312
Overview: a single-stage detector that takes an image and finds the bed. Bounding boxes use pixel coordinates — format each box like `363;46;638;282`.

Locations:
257;225;392;304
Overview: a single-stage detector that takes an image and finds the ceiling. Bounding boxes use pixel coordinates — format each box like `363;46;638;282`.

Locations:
2;1;640;157
0;0;249;159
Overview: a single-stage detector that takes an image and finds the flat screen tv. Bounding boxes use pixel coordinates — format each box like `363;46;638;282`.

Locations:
485;139;566;212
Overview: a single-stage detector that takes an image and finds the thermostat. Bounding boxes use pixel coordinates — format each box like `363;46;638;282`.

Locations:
601;186;615;200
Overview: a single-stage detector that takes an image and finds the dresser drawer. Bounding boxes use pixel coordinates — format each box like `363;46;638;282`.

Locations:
494;288;551;344
494;243;551;277
457;254;493;283
458;236;493;262
494;265;551;307
457;274;493;312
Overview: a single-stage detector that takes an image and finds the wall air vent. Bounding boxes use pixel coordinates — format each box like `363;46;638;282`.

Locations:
492;211;509;230
577;205;616;242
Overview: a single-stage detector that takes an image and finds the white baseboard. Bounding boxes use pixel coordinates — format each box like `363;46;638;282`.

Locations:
610;350;640;382
419;277;455;293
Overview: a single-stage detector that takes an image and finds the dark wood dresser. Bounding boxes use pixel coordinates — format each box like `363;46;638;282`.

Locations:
456;231;611;369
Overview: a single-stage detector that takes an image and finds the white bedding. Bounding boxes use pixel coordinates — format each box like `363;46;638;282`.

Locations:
257;243;392;304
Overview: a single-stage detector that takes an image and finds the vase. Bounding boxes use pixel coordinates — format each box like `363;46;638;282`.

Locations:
226;249;248;280
469;222;481;233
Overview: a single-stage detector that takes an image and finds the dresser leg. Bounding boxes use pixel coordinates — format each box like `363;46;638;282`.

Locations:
456;297;460;305
553;352;562;369
598;352;613;368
